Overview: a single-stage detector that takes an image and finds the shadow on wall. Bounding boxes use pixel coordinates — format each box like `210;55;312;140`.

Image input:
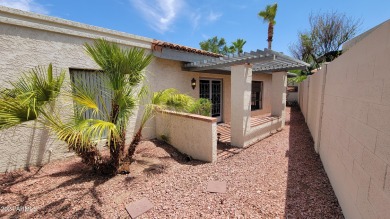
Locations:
26;122;51;169
3;122;53;172
284;106;344;218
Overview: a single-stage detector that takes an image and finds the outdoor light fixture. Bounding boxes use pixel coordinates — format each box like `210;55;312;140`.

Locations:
191;78;196;90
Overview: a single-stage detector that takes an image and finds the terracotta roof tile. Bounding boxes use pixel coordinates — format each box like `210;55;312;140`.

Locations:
152;40;223;58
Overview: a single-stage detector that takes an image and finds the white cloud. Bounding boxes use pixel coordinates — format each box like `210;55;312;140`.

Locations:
206;11;222;22
201;33;210;39
0;0;48;14
131;0;184;33
189;10;201;31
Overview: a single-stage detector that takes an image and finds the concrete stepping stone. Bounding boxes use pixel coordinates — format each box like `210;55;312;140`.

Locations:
206;181;227;193
125;197;154;218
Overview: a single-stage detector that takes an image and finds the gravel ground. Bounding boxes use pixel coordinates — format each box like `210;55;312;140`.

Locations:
0;106;344;218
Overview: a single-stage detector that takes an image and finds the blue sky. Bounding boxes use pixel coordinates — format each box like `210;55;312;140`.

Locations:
0;0;389;56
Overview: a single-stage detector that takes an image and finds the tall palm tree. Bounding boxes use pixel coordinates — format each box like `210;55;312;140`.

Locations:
258;3;278;50
232;38;247;54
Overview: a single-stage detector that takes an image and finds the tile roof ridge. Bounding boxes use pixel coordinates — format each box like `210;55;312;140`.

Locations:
152;40;223;58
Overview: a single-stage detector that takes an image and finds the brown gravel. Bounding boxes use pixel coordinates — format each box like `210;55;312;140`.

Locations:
0;106;344;218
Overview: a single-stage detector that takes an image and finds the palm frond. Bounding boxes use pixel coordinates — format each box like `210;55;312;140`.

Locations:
0;64;65;130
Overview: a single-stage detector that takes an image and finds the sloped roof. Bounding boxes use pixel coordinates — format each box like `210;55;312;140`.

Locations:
152;40;222;58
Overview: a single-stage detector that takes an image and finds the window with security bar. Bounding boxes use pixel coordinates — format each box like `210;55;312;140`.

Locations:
69;69;112;126
251;81;263;111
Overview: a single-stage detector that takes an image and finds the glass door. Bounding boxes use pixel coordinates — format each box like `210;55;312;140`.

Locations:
200;79;223;122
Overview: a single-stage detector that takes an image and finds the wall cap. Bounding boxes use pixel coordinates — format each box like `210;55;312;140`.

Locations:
158;110;217;123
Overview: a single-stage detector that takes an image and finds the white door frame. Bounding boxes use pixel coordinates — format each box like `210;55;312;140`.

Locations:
199;78;223;122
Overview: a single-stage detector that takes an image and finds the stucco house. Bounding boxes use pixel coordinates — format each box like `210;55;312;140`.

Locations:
0;6;308;172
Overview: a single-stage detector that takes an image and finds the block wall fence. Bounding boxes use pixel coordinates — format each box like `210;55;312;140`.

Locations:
298;20;390;219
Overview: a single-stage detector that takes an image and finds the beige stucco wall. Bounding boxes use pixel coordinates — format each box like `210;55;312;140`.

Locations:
198;72;272;124
0;6;275;172
194;73;231;122
299;20;390;219
0;7;198;172
155;110;217;162
251;73;272;117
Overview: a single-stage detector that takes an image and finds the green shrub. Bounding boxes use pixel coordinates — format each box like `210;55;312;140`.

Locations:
189;98;212;116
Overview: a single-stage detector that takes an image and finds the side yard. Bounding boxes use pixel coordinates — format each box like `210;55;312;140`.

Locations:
0;107;343;218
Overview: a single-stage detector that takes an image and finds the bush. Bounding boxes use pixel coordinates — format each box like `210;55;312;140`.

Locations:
189;98;212;116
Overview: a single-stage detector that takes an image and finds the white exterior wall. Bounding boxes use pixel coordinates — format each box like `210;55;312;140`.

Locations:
155;111;217;162
299;20;390;219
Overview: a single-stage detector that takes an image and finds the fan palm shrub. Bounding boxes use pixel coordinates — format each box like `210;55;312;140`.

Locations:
0;40;212;175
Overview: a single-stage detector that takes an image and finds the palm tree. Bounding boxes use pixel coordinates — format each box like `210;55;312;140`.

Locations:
258;3;278;50
0;64;65;129
232;39;247;54
82;39;153;173
0;64;106;172
0;41;211;175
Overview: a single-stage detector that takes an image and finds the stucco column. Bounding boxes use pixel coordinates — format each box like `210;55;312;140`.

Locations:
230;64;252;147
271;71;287;127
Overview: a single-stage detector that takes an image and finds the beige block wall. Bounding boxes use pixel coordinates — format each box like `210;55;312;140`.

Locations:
299;20;390;219
298;78;309;120
306;66;327;152
155;110;217;162
286;92;298;103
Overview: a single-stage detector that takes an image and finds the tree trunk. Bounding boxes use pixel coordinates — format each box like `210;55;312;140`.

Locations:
127;127;142;161
109;103;126;174
68;142;102;172
267;23;274;50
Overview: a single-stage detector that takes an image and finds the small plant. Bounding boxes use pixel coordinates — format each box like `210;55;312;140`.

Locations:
189;98;212;116
160;134;170;143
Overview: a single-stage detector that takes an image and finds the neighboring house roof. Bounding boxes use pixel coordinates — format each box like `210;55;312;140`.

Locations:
152;40;222;58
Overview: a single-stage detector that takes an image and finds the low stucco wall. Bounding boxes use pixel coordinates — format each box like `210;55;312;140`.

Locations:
244;118;283;146
155;110;217;162
299;20;390;219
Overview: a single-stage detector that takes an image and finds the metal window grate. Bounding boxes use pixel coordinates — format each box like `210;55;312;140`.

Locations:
251;81;263;111
69;69;112;121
